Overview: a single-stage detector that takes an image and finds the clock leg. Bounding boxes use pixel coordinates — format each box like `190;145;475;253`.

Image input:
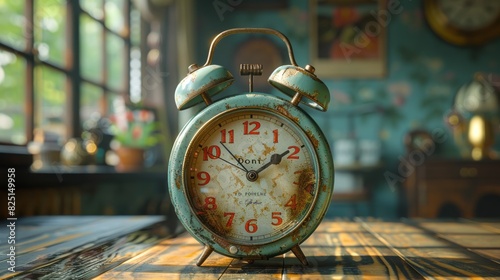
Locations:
291;245;309;266
196;245;214;266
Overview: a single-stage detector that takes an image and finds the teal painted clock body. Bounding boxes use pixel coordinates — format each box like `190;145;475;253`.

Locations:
168;93;333;263
167;28;333;266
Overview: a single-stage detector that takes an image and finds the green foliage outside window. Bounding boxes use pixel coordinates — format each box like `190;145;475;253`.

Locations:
0;0;133;145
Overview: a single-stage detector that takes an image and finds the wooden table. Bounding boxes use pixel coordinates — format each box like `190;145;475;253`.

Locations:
1;216;499;279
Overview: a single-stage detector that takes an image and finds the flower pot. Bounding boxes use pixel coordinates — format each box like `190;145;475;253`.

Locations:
115;147;145;172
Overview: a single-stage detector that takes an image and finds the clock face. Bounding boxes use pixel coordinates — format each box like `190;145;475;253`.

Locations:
437;0;500;31
425;0;500;45
183;108;318;245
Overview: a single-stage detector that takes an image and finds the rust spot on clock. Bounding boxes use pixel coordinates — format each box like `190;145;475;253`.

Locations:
262;143;276;157
276;105;299;123
199;210;234;237
305;130;320;148
290;215;311;243
287;167;316;222
246;145;255;154
175;176;182;189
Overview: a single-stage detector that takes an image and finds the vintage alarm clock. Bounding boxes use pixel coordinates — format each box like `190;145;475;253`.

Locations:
168;28;334;266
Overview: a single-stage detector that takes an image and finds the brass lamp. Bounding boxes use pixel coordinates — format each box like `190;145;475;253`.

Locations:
452;73;499;160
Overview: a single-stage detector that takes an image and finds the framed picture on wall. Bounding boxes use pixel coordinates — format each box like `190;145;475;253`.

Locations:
239;0;289;10
310;0;387;78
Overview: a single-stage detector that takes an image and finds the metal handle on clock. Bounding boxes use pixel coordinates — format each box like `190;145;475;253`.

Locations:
202;28;298;67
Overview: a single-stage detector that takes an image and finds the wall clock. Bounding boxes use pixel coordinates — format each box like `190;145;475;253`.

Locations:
168;28;334;266
424;0;500;46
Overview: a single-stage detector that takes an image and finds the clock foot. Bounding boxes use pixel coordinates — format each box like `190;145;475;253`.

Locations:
291;245;308;266
196;245;214;266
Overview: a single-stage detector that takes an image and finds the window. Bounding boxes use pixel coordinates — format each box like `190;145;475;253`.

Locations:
0;0;140;146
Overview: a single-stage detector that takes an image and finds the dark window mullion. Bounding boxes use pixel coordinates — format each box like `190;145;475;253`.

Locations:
80;77;108;89
0;42;29;57
101;0;108;106
40;60;69;74
80;9;126;38
25;0;34;143
80;77;120;93
66;0;81;139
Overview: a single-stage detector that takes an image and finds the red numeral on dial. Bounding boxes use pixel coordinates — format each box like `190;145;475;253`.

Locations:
224;212;235;227
273;129;279;143
285;194;297;210
245;219;258;233
221;129;234;143
197;171;211;186
202;145;221;161
271;212;283;226
287;146;300;160
203;197;217;210
243;121;260;135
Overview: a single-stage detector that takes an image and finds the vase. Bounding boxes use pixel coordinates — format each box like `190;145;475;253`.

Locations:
115;147;145;172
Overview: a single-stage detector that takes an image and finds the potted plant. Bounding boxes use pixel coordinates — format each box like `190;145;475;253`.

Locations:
109;107;160;172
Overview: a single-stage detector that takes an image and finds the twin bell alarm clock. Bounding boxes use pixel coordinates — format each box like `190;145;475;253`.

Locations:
168;28;334;266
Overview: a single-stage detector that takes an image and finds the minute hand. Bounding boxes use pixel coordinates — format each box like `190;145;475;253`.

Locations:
220;141;248;172
255;149;290;175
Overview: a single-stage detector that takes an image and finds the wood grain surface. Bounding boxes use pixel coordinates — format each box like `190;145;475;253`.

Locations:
1;217;499;279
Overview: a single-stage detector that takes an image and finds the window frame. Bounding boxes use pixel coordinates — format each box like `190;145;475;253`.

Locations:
0;0;132;146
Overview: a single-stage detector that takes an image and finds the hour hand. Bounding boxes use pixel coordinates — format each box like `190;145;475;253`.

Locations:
255;149;290;175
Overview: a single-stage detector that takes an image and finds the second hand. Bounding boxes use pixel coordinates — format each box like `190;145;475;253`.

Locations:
220;141;248;172
208;152;246;172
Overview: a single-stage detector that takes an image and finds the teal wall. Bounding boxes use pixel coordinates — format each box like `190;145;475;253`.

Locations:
192;0;500;218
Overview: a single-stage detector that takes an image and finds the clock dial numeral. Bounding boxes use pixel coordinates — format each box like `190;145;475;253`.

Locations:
197;171;211;186
273;129;279;143
243;121;261;135
203;197;218;210
287;146;301;160
271;212;283;226
245;219;258;233
293;170;302;185
202;145;221;161
221;129;234;143
224;212;235;227
285;194;297;210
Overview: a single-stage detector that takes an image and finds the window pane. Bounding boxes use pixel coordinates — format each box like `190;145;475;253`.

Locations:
107;33;125;90
105;0;125;34
80;82;103;124
81;0;103;20
80;14;103;82
130;7;141;46
106;92;122;116
130;47;141;103
0;0;25;49
34;0;66;66
0;51;26;144
35;66;66;142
